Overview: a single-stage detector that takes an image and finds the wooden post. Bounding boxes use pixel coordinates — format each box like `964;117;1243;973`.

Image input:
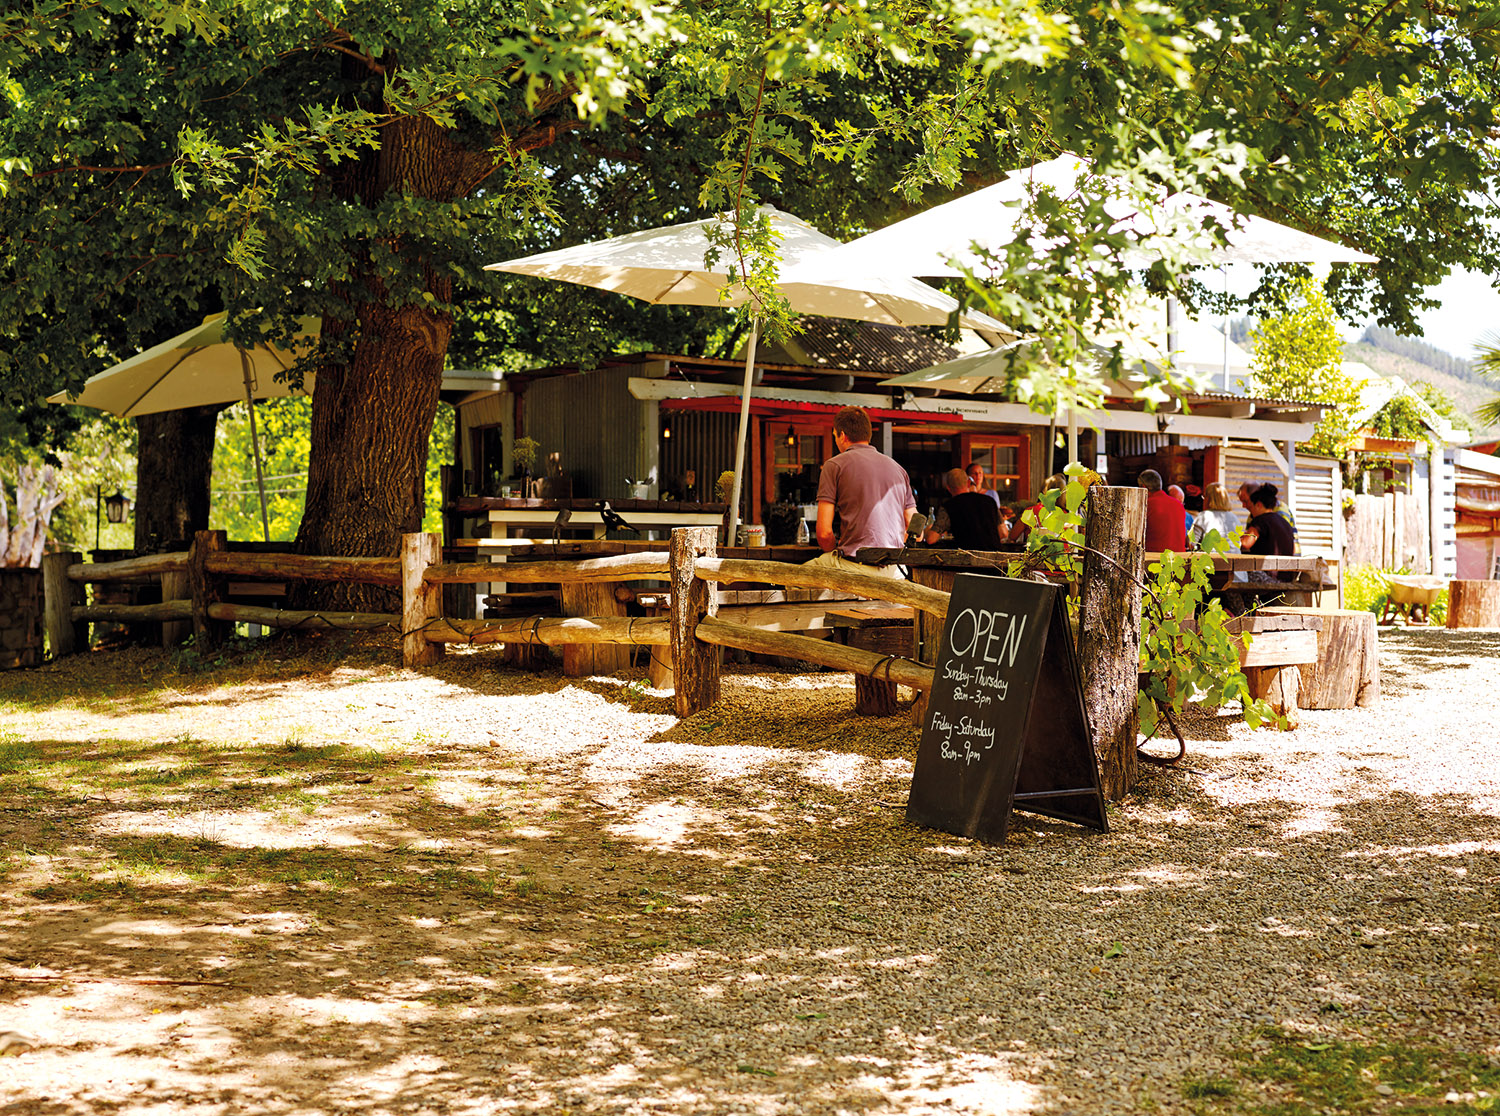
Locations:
1078;485;1147;802
160;569;191;648
670;526;719;716
42;551;85;658
188;530;231;648
559;580;630;677
1447;579;1500;629
402;532;444;669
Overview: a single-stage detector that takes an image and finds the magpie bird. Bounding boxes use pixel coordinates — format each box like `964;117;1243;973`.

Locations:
597;500;639;535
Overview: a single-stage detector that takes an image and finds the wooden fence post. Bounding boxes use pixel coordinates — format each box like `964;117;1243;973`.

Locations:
42;551;85;658
669;526;719;716
1078;485;1147;801
160;568;192;648
188;531;231;648
402;532;444;669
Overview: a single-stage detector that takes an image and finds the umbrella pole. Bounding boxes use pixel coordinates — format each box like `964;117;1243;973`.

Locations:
726;315;761;548
241;352;272;543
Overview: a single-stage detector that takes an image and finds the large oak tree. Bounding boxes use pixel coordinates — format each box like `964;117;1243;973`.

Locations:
3;0;1497;598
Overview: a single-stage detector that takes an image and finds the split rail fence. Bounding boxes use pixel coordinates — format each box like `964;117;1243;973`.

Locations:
41;527;949;719
43;487;1150;799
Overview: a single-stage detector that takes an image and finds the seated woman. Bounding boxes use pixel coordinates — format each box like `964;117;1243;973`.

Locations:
1240;483;1296;559
1190;481;1241;548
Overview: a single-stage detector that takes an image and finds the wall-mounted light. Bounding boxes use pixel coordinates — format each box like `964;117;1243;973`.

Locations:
786;425;796;447
104;490;131;524
662;422;671;439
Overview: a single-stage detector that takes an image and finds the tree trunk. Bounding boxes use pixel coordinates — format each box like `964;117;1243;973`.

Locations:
1447;579;1500;629
135;405;224;554
293;301;446;610
290;101;482;611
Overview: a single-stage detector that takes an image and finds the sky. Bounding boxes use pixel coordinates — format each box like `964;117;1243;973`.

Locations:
1215;263;1498;364
1406;267;1499;362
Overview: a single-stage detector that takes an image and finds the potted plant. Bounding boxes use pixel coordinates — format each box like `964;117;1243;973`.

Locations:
512;436;539;498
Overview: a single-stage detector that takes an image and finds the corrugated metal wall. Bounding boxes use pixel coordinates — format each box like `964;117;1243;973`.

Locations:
525;369;656;500
1115;432;1167;458
660;408;739;502
1224;445;1342;558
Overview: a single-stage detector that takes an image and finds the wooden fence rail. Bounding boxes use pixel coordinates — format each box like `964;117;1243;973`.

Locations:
423;616;671;647
423;552;670;586
66;552;187;581
694;557;950;620
39;501;1158;803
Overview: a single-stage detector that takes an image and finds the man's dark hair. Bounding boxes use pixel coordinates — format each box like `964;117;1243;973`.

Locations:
833;407;872;443
1250;483;1279;508
1137;468;1163;492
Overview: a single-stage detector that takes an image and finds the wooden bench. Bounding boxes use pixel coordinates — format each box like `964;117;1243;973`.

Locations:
824;604;915;716
1259;607;1379;709
1225;607;1380;726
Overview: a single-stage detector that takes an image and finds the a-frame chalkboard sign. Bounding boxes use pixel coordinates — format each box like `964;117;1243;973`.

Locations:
907;572;1108;844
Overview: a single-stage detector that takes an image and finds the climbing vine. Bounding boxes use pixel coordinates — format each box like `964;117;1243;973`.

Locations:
1008;466;1281;747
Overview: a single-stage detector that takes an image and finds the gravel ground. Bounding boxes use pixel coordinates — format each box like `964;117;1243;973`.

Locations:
0;626;1496;1115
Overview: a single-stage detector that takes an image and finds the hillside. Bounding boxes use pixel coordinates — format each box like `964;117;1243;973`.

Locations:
1344;328;1496;438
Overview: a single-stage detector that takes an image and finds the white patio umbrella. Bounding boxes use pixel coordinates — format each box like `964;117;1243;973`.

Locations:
49;313;317;541
786;154;1378;281
485;205;1012;544
794;155;1375;466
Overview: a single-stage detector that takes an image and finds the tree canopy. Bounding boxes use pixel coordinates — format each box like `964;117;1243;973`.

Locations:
1249;276;1363;458
3;0;1498;562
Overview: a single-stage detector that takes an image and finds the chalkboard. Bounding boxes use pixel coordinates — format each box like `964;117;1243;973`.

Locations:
906;572;1107;844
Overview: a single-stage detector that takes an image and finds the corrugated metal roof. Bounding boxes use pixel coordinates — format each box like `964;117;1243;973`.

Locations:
1185;389;1325;409
755;317;963;374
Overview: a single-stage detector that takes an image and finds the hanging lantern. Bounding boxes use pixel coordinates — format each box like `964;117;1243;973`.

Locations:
786;426;796;447
104;491;131;524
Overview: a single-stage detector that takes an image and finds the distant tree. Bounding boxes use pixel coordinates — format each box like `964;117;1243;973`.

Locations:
1249;277;1363;458
1411;382;1472;434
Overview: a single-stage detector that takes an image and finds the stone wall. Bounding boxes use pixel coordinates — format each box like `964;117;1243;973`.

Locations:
0;568;43;669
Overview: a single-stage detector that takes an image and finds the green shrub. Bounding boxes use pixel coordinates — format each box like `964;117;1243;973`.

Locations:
1341;564;1390;616
1341;563;1448;625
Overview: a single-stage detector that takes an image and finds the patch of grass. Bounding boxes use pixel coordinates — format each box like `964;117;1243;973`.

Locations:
1183;1079;1237;1099
0;734;38;776
1187;1028;1500;1114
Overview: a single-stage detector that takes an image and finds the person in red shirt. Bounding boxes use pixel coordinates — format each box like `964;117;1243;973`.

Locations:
1138;468;1187;552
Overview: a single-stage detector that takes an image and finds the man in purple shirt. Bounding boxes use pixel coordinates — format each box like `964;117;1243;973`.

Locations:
811;407;916;577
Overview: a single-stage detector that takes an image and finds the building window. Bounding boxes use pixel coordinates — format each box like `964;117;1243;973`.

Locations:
962;434;1027;501
770;426;826;504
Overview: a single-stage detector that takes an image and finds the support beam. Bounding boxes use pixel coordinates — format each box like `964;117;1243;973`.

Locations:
1257;437;1290;478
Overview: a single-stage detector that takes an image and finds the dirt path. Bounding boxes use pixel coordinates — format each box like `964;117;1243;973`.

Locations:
0;629;1496;1115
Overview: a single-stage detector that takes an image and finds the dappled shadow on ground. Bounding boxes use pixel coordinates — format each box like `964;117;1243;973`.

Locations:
0;634;1496;1115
